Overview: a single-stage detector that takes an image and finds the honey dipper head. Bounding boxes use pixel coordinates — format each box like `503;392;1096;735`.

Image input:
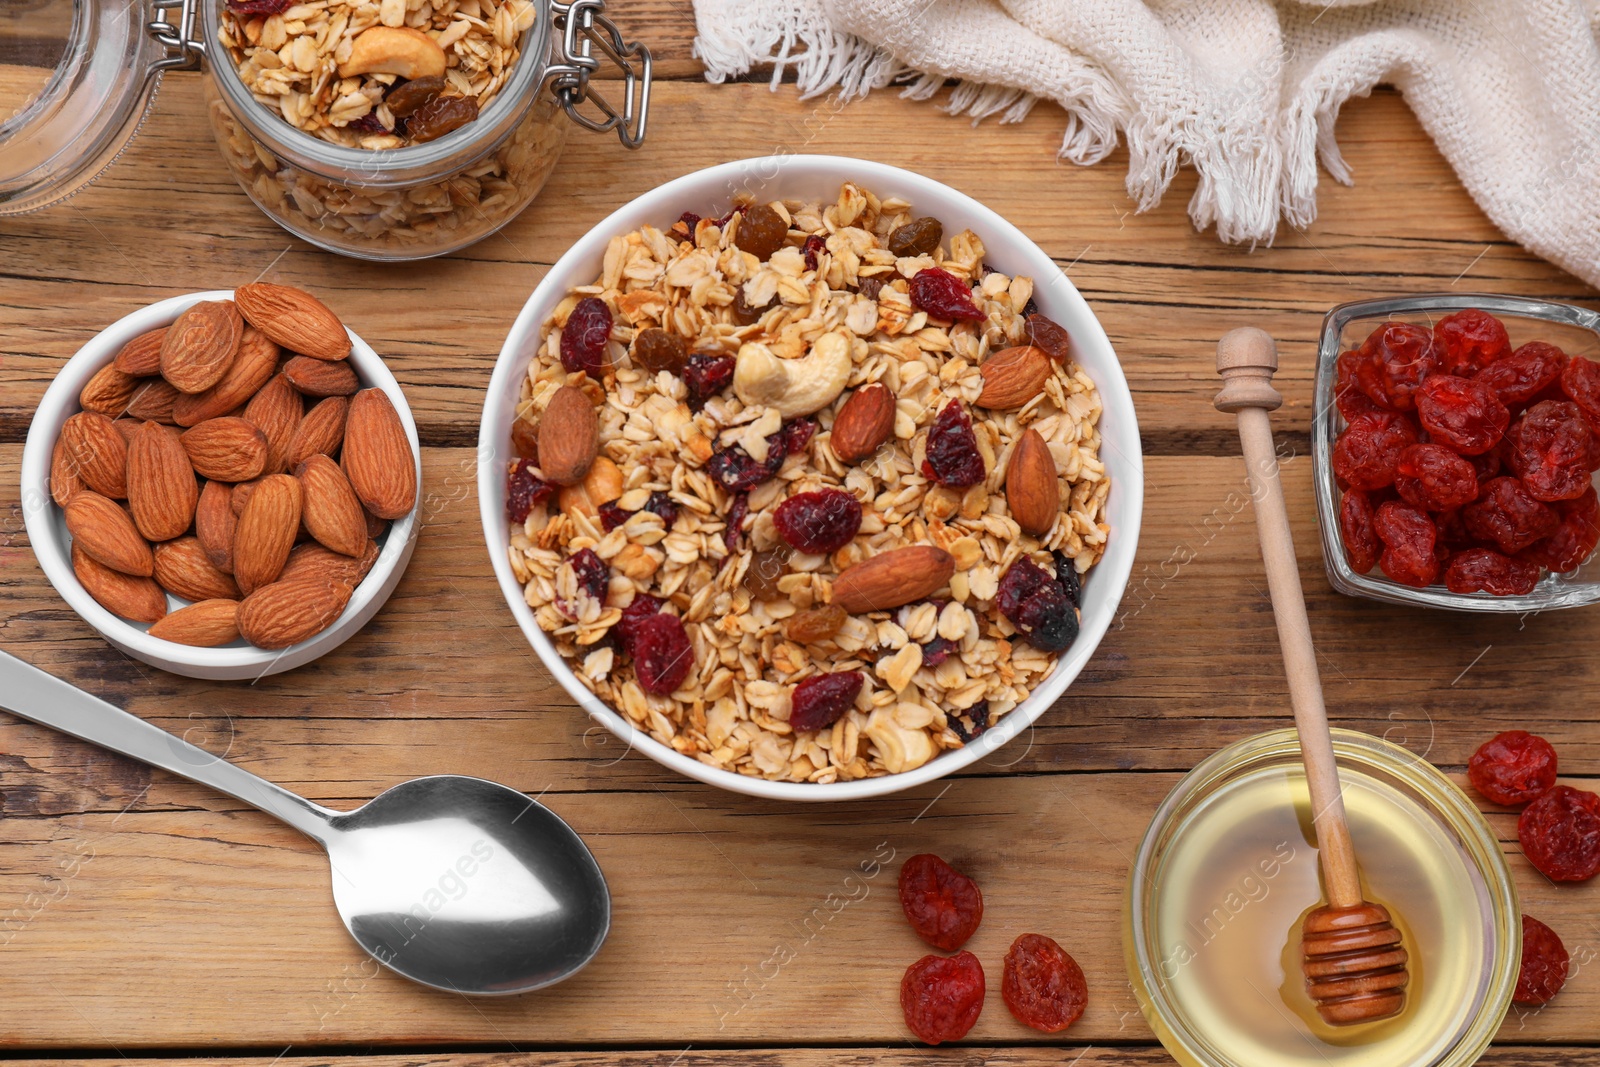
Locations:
1302;901;1409;1025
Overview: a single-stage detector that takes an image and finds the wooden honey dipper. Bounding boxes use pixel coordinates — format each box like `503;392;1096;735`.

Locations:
1214;327;1410;1027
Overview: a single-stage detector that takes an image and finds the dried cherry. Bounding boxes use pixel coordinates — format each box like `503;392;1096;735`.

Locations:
630;612;695;695
901;951;985;1045
921;401;986;486
560;297;612;377
1508;400;1594;502
1515;916;1570;1006
1373;501;1439;587
1354;322;1441;411
1332;411;1420;490
1444;548;1540;596
1395;444;1479;511
1025;314;1072;362
898;853;984;951
1523;486;1600;572
407;93;479;143
1416;374;1509;454
909;268;985;322
1336;351;1386;420
788;671;862;732
1475;341;1566;407
632;328;688;375
888;217;944;257
732;204;788;261
773;489;862;554
683;353;735;408
1434;309;1511;375
1468;730;1558;807
1340;489;1382;574
506;459;555;523
1002;933;1088;1034
1463;477;1559;554
1519;785;1600;882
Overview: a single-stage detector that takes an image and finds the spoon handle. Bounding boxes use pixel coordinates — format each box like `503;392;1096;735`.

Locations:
0;649;334;843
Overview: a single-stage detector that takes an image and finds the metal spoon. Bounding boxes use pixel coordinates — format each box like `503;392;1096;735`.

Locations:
0;649;609;995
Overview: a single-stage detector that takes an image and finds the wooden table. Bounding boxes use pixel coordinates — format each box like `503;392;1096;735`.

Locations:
2;3;1598;1064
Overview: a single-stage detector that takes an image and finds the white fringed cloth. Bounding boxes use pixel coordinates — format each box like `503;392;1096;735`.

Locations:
692;0;1600;289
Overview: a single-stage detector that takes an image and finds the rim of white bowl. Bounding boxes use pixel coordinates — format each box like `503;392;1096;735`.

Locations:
21;290;422;679
479;155;1145;801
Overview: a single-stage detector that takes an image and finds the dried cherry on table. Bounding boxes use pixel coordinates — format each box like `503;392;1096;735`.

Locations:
1394;443;1478;511
1515;915;1570;1006
1353;322;1441;411
898;853;984;951
1373;501;1440;587
1443;548;1540;596
1506;400;1594;502
1434;308;1512;375
1332;411;1419;490
1462;477;1559;554
1415;374;1508;454
1468;730;1558;806
1517;784;1600;882
1002;933;1088;1033
1474;341;1566;407
1523;486;1600;572
1340;489;1383;574
900;950;985;1045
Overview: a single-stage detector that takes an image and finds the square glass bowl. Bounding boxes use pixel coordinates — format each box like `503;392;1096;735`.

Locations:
1313;293;1600;612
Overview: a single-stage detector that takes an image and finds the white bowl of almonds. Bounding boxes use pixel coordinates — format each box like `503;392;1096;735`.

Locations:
480;156;1143;800
22;287;421;680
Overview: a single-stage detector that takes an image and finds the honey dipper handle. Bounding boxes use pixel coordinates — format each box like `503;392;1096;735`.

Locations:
1214;328;1363;909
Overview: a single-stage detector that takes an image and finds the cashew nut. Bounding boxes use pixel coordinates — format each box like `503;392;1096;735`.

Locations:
864;706;937;774
338;26;447;80
733;331;852;419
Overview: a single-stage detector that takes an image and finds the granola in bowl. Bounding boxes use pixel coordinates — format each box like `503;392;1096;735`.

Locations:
503;182;1110;785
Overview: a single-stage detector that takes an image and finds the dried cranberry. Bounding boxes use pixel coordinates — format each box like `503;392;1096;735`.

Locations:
773;489;862;554
1469;731;1558;807
802;234;826;271
683;353;735;408
1463;477;1559;554
1509;400;1594;502
788;671;863;733
1340;489;1382;574
226;0;290;13
707;447;770;492
1434;309;1512;375
997;558;1079;651
1394;444;1479;511
597;501;630;531
1523;486;1600;572
347;113;388;133
888;217;944;258
1026;314;1072;363
1332;411;1420;490
1354;322;1441;411
783;419;815;456
631;612;695;695
1518;785;1600;882
560;297;612;377
997;557;1053;620
1444;548;1540;595
921;401;986;487
644;491;678;527
732;204;788;261
1002;933;1088;1034
569;547;609;603
723;491;749;553
909;268;985;322
899;854;984;951
615;594;663;655
672;211;702;240
1475;341;1567;407
1373;501;1440;587
1516;916;1570;1006
901;951;985;1045
1416;375;1509;455
950;703;989;742
921;635;958;667
506;459;555;523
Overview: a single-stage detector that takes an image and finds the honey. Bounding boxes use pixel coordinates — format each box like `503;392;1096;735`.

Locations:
1128;730;1518;1067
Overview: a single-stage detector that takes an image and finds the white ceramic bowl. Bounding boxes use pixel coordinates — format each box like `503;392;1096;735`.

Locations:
22;290;421;680
479;155;1144;800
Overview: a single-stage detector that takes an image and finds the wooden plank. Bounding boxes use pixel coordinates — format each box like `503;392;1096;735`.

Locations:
0;79;1590;449
0;773;1590;1048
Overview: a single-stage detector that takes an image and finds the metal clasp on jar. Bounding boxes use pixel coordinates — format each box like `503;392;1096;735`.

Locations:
148;0;207;75
545;0;652;148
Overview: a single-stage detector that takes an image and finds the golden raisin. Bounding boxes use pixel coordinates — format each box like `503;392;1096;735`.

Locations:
632;328;688;374
733;204;788;261
407;94;479;143
744;549;787;600
888;217;943;258
510;417;539;460
784;604;846;644
386;75;446;118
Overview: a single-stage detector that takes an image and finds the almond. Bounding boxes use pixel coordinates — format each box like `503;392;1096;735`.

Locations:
161;300;243;394
153;537;242;602
127;421;199;542
342;388;417;519
72;544;167;623
537;384;598;486
283;395;347;471
296;454;367;557
976;345;1051;409
79;362;139;417
1005;428;1060;536
232;473;302;594
236;575;354;649
832;545;955;613
283;355;359;398
147;599;240;647
279;539;379;586
50;436;84;507
195;480;238;574
64;491;153;577
829;383;896;464
243;372;304;473
234;283;350;361
172;326;279;427
126;378;181;423
113;327;168;376
362;506;387;539
180;417;269;482
60;411;128;498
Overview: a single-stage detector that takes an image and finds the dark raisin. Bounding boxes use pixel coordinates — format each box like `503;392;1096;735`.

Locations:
406;93;479;144
632;328;688;375
731;286;778;326
887;217;944;257
347;113;389;133
385;74;446;118
857;275;888;301
733;204;788;261
631;612;695;695
743;548;788;600
774;489;863;554
506;459;554;523
788;671;864;732
1026;314;1072;362
949;703;989;742
803;235;826;271
921;401;986;487
560;297;612;377
1051;551;1082;605
683;353;735;408
909;268;985;322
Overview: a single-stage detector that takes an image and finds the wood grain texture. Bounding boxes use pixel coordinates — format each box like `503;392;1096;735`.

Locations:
2;1;1599;1059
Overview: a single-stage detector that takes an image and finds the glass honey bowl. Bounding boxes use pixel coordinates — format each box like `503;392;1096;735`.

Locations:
1125;729;1518;1067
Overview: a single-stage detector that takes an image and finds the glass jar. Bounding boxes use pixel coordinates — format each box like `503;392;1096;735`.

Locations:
0;0;650;260
1125;729;1518;1067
